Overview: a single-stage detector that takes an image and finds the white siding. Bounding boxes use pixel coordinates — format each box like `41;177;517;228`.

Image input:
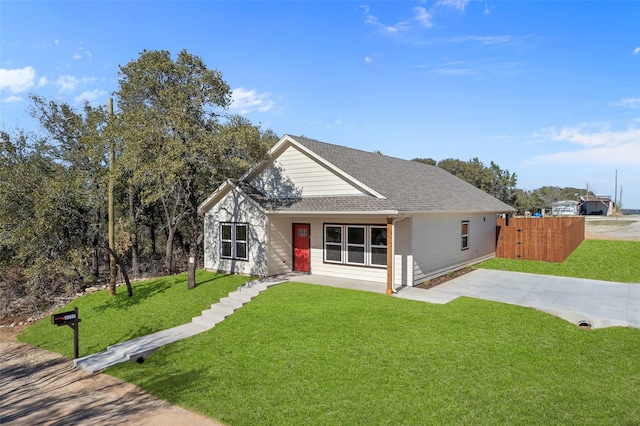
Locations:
268;216;292;275
251;145;365;198
411;213;497;285
393;217;412;287
203;189;268;276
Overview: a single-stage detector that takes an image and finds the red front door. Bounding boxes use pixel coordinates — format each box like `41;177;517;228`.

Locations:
293;223;311;272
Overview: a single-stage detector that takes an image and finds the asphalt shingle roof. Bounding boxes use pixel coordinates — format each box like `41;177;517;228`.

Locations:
237;135;515;214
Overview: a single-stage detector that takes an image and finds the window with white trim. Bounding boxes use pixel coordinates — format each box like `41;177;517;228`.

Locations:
324;224;387;267
221;223;248;260
461;221;469;250
369;226;388;266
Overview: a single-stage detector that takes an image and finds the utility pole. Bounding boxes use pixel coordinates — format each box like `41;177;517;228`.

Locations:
108;98;117;296
619;186;623;212
614;170;618;213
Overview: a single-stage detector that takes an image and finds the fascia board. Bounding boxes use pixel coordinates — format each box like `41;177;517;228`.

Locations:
268;210;399;216
400;208;516;215
198;180;266;215
198;180;233;214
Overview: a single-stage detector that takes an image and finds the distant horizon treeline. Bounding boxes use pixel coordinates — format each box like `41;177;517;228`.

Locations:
412;157;603;214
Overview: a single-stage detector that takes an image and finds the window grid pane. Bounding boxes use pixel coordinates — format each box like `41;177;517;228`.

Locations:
370;247;387;266
236;225;247;241
347;246;365;264
370;227;387;247
325;226;342;243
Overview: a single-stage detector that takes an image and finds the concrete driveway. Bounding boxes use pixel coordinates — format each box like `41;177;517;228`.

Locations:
395;269;640;329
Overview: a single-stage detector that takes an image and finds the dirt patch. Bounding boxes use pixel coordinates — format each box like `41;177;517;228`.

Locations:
0;328;224;426
415;267;474;290
584;215;640;241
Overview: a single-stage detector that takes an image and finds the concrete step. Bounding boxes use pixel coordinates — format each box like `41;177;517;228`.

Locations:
223;292;254;304
201;307;228;318
217;299;244;310
208;304;235;317
192;315;224;328
235;287;261;297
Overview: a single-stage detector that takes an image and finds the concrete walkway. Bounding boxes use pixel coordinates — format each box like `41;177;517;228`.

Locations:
73;276;286;373
394;269;640;329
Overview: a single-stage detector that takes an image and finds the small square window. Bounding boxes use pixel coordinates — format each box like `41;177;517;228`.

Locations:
220;223;249;260
461;221;469;250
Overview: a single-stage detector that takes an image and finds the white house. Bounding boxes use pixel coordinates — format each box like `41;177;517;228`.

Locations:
199;135;514;292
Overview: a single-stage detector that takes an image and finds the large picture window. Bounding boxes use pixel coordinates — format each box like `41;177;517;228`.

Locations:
221;223;248;260
461;221;469;251
324;224;387;267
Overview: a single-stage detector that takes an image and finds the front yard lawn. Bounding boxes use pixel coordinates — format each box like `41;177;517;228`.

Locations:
104;283;640;425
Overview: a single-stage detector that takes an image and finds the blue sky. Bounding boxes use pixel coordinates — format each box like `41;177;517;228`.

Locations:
2;1;639;208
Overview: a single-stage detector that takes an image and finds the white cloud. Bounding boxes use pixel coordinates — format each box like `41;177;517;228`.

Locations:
365;14;410;34
0;66;36;93
2;95;22;104
533;124;640;166
484;4;493;14
450;35;513;46
633;47;640;55
73;53;82;60
38;76;48;87
54;75;95;93
618;98;640;109
413;7;433;28
229;87;274;114
436;0;469;11
364;56;373;63
55;75;79;92
327;118;344;128
74;89;106;103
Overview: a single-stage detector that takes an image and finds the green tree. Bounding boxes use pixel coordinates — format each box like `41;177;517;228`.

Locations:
29;95;110;280
411;157;437;166
116;49;276;288
0;128;92;308
436;157;517;205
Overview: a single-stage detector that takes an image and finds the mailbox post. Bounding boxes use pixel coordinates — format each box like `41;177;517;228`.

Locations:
51;307;81;358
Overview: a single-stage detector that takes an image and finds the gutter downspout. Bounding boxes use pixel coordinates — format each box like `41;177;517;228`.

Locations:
386;214;407;295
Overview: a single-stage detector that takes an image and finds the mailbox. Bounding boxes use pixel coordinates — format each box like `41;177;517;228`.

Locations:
51;310;78;326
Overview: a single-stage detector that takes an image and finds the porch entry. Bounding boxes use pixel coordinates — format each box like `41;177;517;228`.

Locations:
293;223;311;272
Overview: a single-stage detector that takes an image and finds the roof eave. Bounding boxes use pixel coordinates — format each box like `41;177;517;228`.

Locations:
267;210;400;216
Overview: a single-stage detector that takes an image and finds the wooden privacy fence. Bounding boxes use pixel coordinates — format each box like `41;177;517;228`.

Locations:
496;216;585;263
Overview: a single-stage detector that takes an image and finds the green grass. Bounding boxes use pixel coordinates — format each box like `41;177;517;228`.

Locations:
18;252;640;425
104;283;640;425
479;239;640;283
18;270;251;357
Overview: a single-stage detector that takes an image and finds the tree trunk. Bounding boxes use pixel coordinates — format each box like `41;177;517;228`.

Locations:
164;227;175;275
187;192;201;289
91;247;100;280
105;246;133;297
150;221;157;254
128;185;140;278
